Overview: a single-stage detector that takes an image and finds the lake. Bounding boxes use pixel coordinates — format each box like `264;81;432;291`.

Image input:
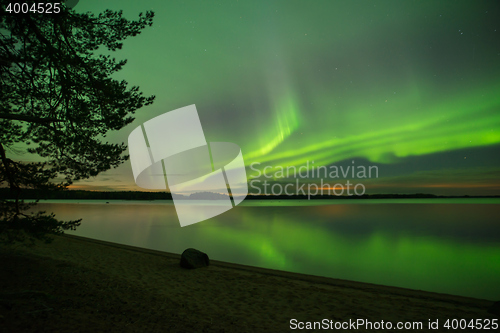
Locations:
35;199;500;301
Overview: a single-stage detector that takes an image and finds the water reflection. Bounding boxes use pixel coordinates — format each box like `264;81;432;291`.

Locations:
37;200;500;300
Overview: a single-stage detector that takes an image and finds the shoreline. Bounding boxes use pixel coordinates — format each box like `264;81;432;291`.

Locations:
1;234;498;332
62;235;492;306
32;197;500;205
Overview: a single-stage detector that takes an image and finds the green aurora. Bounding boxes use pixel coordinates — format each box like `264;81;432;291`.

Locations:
33;0;500;194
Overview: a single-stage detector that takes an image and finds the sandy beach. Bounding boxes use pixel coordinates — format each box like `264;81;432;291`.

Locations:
0;234;497;332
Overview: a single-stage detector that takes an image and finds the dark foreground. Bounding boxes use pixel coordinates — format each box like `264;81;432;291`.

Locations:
0;235;497;332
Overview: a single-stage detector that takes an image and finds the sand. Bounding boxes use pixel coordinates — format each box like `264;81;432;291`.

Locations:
0;234;497;332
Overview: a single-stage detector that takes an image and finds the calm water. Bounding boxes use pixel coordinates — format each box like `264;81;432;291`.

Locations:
35;199;500;300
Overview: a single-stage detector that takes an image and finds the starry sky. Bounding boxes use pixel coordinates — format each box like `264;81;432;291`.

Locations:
67;0;500;195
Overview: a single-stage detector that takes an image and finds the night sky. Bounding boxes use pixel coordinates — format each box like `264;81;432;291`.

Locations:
66;0;500;195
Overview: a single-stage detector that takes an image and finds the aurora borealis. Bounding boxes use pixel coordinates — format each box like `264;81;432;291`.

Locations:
67;0;500;195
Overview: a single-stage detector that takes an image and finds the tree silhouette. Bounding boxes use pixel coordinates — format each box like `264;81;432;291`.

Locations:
0;1;155;242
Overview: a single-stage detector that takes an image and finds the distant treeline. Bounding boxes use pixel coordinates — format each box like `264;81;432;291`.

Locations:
244;193;443;200
243;193;497;199
0;188;173;200
0;188;497;201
